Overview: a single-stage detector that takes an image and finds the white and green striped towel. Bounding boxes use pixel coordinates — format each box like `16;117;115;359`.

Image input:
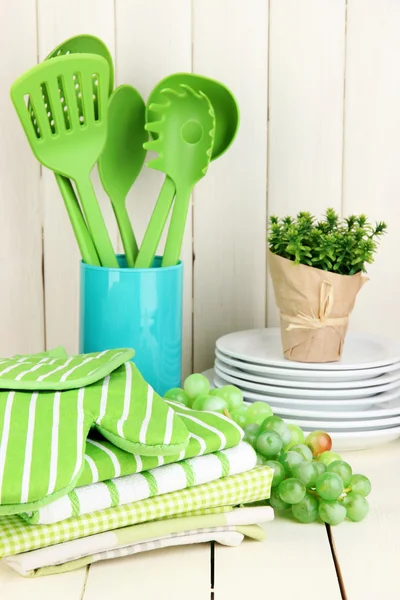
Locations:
21;442;256;525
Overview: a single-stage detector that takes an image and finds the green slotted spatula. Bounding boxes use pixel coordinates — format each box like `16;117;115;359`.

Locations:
34;34;115;266
141;85;215;268
11;53;118;268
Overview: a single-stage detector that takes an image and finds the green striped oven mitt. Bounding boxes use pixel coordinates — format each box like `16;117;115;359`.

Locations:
0;348;190;513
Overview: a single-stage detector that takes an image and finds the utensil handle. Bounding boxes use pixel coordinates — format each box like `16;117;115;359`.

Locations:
55;174;100;266
161;184;191;267
113;199;138;268
75;176;119;268
135;176;175;268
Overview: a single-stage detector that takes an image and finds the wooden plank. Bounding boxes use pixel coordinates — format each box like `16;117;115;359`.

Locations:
192;0;268;373
37;0;117;354
84;544;211;599
342;0;400;339
0;561;86;600
267;0;346;326
330;439;400;599
115;0;193;378
0;0;44;356
215;520;341;599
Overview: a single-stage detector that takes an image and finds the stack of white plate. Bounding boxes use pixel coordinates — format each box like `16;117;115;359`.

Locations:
209;328;400;451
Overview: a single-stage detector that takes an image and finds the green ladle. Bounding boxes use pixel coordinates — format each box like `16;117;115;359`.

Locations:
98;85;147;267
135;73;239;268
143;85;215;267
37;34;115;266
11;54;118;268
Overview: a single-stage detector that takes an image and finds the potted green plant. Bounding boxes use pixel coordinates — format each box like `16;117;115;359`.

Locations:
267;209;387;363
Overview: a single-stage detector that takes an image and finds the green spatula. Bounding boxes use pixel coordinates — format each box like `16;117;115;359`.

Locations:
143;85;215;267
36;34;115;266
98;85;147;267
11;53;118;268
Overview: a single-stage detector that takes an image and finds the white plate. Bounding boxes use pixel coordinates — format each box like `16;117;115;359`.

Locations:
214;364;400;399
211;371;400;409
216;328;400;371
215;358;400;390
307;427;400;452
283;414;400;431
264;395;400;420
215;348;400;383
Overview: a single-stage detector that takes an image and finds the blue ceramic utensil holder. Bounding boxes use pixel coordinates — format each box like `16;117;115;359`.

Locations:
80;256;183;396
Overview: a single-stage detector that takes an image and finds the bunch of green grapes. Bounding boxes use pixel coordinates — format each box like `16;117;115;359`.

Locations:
165;375;371;526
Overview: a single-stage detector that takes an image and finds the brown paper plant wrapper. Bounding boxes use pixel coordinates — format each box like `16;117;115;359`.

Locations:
267;249;368;363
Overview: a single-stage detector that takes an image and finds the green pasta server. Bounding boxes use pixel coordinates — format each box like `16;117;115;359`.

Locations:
138;85;215;268
135;73;238;268
11;53;118;268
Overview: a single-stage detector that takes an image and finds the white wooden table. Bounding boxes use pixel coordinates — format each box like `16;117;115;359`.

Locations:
0;439;397;600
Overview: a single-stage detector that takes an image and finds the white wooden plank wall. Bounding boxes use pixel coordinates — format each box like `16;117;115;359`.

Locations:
0;0;398;372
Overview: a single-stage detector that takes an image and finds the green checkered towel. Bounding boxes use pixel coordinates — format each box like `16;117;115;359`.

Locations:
0;466;273;557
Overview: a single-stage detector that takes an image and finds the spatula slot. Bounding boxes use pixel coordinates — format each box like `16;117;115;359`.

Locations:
57;76;71;131
40;82;57;135
92;73;99;121
26;95;41;139
72;72;85;125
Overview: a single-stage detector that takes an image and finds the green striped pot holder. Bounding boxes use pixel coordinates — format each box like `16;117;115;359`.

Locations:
0;349;190;514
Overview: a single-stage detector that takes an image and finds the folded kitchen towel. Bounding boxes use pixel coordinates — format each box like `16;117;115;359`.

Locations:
21;442;257;525
0;466;273;557
4;507;272;576
5;525;267;578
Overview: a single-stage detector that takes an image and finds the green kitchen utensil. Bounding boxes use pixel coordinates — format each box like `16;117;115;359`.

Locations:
135;73;238;269
34;34;114;266
57;176;100;265
98;85;147;267
143;85;215;268
11;53;118;268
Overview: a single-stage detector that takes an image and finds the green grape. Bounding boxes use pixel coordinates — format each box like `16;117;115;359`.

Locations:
344;492;369;521
243;423;261;448
260;416;291;446
319;500;347;525
349;474;371;497
291;444;313;462
270;488;291;512
292;493;319;523
315;472;344;501
284;424;305;450
265;460;286;488
230;406;249;427
279;451;303;476
292;461;318;487
183;374;210;399
164;387;192;407
278;478;306;504
247;401;273;425
255;431;283;459
191;395;228;413
313;461;326;478
214;385;244;411
318;451;342;466
327;460;352;487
